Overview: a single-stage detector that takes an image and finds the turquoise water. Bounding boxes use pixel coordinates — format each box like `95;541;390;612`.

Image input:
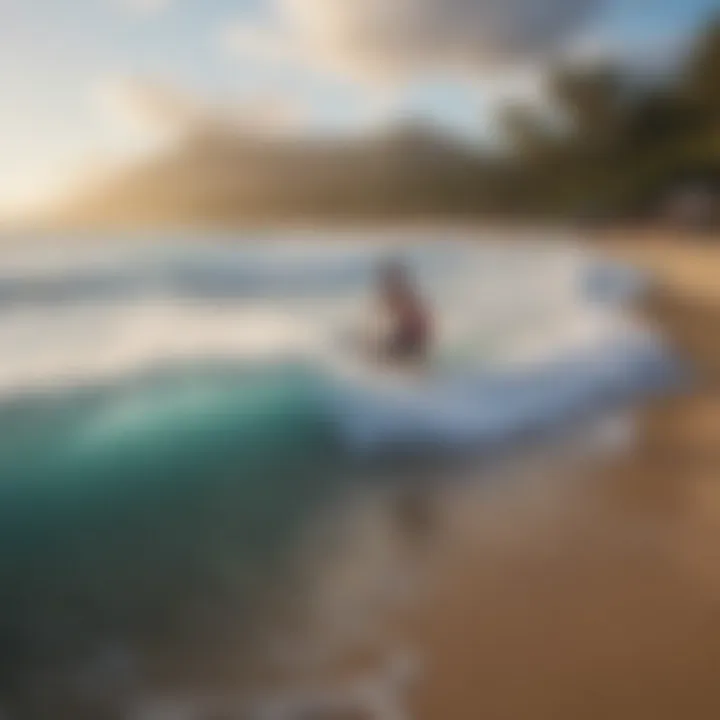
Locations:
0;363;346;704
0;235;675;716
0;363;335;484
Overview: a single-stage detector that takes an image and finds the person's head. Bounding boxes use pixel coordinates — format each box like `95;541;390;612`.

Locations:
377;259;413;301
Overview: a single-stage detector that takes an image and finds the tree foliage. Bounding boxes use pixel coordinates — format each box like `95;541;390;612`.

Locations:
502;18;720;218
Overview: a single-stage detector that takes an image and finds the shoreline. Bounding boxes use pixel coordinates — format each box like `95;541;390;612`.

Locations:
0;229;717;718
407;231;720;720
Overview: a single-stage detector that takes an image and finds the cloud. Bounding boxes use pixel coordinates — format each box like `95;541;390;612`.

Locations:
95;78;305;149
221;23;293;66
95;79;206;147
563;31;690;77
121;0;174;16
224;0;604;82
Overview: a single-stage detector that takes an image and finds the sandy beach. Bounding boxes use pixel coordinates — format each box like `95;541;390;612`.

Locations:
404;231;720;720
0;231;717;720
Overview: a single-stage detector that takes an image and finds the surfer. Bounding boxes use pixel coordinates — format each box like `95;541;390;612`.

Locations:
374;260;431;364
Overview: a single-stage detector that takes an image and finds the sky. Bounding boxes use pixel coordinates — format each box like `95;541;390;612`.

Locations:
0;0;717;217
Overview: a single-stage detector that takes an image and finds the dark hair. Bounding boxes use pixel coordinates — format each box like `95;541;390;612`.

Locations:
377;258;409;283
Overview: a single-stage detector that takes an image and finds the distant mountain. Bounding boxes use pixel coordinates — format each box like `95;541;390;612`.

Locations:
51;125;504;229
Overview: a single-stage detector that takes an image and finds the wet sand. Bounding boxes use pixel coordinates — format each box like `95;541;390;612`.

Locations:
409;232;720;720
3;231;717;720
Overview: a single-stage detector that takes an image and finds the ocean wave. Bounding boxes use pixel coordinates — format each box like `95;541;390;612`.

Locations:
0;236;677;482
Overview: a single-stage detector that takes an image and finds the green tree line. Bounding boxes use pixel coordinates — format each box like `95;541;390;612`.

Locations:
499;18;720;218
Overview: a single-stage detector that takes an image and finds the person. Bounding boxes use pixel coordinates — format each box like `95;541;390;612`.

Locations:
374;260;431;363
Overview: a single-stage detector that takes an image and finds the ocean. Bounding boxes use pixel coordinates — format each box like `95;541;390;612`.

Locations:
0;230;676;718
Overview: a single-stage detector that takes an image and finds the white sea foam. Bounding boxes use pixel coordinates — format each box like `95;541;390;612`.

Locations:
0;232;672;453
